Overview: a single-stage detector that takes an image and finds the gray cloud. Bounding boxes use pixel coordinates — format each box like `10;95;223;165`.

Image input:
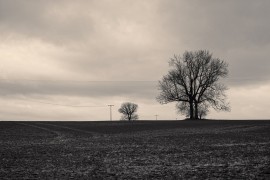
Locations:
0;0;95;44
0;0;168;81
1;0;269;85
159;0;270;48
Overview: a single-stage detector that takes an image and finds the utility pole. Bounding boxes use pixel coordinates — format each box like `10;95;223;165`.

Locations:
155;114;158;120
108;105;114;121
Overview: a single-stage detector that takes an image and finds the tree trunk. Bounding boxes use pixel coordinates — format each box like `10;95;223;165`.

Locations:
189;100;194;119
194;102;199;119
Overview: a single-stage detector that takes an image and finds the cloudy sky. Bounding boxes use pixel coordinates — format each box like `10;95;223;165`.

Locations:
0;0;270;120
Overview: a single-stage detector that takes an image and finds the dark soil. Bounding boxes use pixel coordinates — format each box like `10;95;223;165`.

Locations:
0;120;269;179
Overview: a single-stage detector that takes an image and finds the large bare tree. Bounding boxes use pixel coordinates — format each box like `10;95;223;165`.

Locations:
157;50;229;119
118;102;139;121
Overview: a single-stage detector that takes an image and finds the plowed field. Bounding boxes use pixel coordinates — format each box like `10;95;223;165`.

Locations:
0;120;269;179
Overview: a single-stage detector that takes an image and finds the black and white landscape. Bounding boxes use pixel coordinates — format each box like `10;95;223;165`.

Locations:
0;0;270;179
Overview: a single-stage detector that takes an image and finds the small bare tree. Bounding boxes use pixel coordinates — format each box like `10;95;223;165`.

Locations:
177;101;209;119
157;50;230;119
197;103;209;119
118;102;139;121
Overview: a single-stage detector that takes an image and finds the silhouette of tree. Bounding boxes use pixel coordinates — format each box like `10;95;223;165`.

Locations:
157;50;229;119
118;102;139;121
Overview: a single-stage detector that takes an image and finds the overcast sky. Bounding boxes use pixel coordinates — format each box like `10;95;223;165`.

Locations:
0;0;270;120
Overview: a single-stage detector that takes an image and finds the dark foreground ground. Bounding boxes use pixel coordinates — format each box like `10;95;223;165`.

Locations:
0;120;270;179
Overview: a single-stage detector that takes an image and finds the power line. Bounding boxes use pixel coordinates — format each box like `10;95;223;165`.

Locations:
18;98;107;108
0;78;157;83
0;78;269;84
